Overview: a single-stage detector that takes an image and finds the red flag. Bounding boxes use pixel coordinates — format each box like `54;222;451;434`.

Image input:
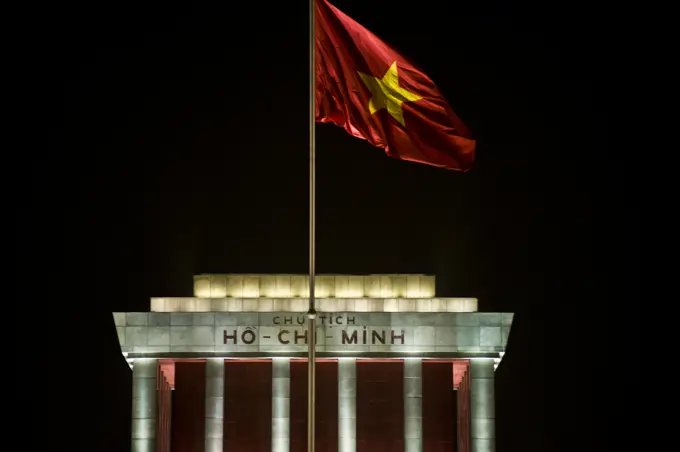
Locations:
315;0;476;171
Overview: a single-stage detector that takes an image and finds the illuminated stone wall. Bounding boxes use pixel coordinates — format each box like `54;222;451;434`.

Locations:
150;297;477;313
113;312;512;356
193;274;436;298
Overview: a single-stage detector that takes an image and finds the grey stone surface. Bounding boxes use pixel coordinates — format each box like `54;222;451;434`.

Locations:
126;327;148;346
170;313;194;326
148;327;170;346
471;418;495;439
480;327;501;347
131;359;157;452
338;358;356;452
148;312;170;326
113;311;512;357
127;313;148;326
501;326;511;346
470;359;496;452
471;439;495;452
113;312;126;326
205;359;224;452
272;358;290;452
130;440;155;452
404;359;422;451
116;327;125;345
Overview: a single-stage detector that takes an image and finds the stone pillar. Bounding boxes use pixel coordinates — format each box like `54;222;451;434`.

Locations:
205;359;225;452
470;358;495;452
272;358;290;452
404;359;422;452
338;358;356;452
131;358;158;452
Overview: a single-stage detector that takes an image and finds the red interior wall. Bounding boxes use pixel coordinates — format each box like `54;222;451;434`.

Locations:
223;360;272;452
356;360;404;452
290;360;338;452
156;365;172;452
172;361;206;452
423;361;455;452
456;368;470;452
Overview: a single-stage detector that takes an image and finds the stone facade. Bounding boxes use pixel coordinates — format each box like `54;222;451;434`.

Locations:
114;311;512;357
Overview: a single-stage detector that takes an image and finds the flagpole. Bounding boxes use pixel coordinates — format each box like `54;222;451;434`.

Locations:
307;0;317;451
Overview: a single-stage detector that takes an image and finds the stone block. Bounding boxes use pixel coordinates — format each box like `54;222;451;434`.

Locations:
405;438;422;452
194;275;210;297
148;312;170;326
338;396;356;419
290;275;308;297
404;416;422;439
413;326;435;346
214;312;238;326
194;313;215;326
243;275;260;297
131;396;156;418
127;313;148;326
272;437;289;452
205;418;224;439
148;327;170;346
404;377;422;397
116;327;125;345
471;418;495;440
338;378;356;397
471;378;495;419
131;439;155;452
455;327;480;346
404;397;422;419
456;313;480;326
170;326;214;346
205;438;223;452
242;299;258;311
272;397;290;420
275;275;291;297
132;378;156;398
501;326;511;345
113;312;126;326
480;327;501;346
470;359;495;378
383;298;399;312
258;299;274;312
478;313;501;326
471;439;494;452
196;299;211;312
338;416;356;437
170;313;193;326
131;418;156;439
272;378;290;397
226;275;243;297
272;417;290;438
126;327;148;346
210;275;227;298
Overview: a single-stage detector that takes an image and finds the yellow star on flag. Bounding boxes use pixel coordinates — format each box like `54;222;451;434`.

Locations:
358;61;422;126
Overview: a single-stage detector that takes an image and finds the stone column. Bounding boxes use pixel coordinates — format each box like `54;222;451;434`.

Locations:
205;359;225;452
404;359;422;452
338;358;356;452
272;358;290;452
470;358;495;452
131;358;158;452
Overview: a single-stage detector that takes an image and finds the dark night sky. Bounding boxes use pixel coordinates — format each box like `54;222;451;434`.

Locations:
24;1;635;451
